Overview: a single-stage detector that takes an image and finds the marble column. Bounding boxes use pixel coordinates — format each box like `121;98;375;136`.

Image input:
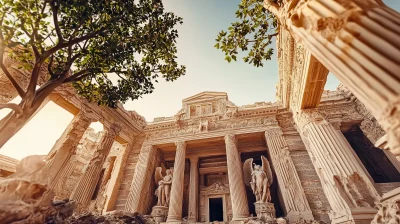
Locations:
166;141;187;223
103;142;132;213
70;123;121;209
264;0;400;156
224;134;249;221
188;157;199;223
293;109;380;223
264;127;314;222
125;143;156;213
46;111;94;187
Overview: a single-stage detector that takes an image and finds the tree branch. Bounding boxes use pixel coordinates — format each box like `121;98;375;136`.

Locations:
0;44;26;98
63;68;92;83
41;29;103;62
48;54;55;77
50;0;64;43
0;103;23;117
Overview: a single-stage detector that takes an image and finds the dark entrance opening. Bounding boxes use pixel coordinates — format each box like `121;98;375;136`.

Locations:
344;126;400;183
209;198;223;222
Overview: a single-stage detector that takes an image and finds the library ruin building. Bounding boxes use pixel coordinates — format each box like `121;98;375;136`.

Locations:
1;0;400;223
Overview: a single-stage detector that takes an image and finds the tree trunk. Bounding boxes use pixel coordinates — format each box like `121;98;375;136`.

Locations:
0;106;41;148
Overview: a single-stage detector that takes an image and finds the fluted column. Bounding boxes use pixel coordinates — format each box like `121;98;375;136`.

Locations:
70;123;121;209
293;109;380;223
103;142;132;213
265;0;400;155
166;141;187;222
124;143;157;213
188;157;199;223
224;134;249;221
46;111;94;187
264;127;313;222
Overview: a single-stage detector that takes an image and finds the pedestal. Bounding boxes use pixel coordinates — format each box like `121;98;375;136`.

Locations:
151;206;169;223
254;202;275;220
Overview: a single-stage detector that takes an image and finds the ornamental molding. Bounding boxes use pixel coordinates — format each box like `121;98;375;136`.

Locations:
200;182;230;196
145;116;279;141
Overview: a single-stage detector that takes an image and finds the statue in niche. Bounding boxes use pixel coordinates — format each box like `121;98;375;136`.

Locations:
198;119;209;132
243;156;273;203
154;166;173;207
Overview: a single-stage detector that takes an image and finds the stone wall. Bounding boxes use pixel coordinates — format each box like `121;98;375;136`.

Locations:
286;135;331;220
113;138;145;211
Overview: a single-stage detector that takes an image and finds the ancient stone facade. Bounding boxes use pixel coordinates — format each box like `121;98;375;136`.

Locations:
1;1;400;223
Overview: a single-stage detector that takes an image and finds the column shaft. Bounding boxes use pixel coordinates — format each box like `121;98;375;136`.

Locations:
70;124;121;209
265;128;313;222
224;134;249;221
265;0;400;154
124;144;156;213
166;141;187;222
188;157;199;223
294;109;380;223
46;112;93;188
103;142;132;212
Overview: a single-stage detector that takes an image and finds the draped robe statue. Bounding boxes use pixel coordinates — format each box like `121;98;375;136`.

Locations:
154;167;173;207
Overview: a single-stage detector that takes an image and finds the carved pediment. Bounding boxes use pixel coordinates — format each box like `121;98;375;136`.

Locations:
200;182;230;195
175;92;237;122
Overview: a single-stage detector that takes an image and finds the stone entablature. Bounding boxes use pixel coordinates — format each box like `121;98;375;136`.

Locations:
0;154;18;178
143;91;366;146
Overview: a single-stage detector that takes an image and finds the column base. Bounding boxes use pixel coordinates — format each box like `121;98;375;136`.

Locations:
254;202;275;220
330;207;377;224
151;206;169;223
286;211;314;222
230;215;249;223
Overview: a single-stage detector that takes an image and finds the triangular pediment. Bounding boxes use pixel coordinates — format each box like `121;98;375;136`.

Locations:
182;91;228;104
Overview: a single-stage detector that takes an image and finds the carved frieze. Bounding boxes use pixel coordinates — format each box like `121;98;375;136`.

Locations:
200;182;230;196
146;117;278;140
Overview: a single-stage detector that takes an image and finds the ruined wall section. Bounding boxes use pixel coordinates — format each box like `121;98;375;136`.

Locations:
113;137;145;211
56;128;103;199
285;135;331;219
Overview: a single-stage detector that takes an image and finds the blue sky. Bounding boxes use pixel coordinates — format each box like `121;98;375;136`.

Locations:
1;0;400;159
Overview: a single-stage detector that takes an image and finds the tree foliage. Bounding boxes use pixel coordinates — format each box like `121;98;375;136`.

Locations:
0;0;186;108
215;0;279;67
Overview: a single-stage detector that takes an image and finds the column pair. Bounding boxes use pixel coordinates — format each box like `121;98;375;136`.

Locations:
70;123;121;209
293;109;380;223
264;0;400;155
125;141;188;223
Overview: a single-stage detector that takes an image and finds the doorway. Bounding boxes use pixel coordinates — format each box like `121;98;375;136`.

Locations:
209;197;223;222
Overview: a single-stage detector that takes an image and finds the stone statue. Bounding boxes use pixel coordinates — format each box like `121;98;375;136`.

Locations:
198;119;209;132
243;156;275;219
154;166;173;207
243;156;274;203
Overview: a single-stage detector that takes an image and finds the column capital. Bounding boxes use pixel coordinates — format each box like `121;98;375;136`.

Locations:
104;123;122;138
293;109;324;129
175;141;186;150
224;133;236;142
78;107;98;122
189;156;199;164
264;127;283;138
